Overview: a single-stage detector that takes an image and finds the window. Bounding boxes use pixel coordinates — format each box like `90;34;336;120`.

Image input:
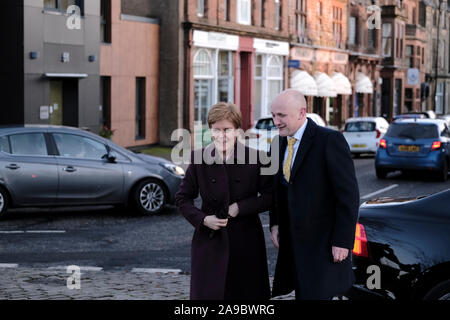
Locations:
53;134;107;160
136;78;146;139
419;1;426;27
225;0;231;21
333;6;343;48
412;7;416;24
100;0;111;43
422;47;425;65
198;0;205;17
317;2;323;38
275;0;281;30
254;54;284;121
237;0;251;25
406;45;414;68
295;0;307;43
44;0;84;15
348;16;356;45
368;29;376;49
218;51;235;103
0;136;10;154
193;49;235;125
100;76;111;129
382;23;392;57
436;82;444;114
260;0;266;26
9;133;48;156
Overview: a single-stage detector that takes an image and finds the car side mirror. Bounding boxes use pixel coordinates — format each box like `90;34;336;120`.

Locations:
102;152;117;163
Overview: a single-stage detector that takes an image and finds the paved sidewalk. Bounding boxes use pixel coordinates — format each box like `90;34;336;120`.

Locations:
0;267;295;300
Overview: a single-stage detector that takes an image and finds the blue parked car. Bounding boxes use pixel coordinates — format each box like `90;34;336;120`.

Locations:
375;119;450;181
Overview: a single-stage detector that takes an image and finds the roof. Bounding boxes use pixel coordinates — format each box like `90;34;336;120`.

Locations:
393;118;446;125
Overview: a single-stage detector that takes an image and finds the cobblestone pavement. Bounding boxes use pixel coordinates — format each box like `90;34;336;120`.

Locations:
0;267;295;300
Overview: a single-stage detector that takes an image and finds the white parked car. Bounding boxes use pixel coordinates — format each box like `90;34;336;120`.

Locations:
343;117;390;157
246;114;327;151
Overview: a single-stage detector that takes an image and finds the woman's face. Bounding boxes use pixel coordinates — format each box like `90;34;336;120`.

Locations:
210;119;237;154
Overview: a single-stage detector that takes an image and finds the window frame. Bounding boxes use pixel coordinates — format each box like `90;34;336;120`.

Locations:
52;133;109;161
237;0;252;25
7;133;51;158
295;0;307;43
44;0;84;16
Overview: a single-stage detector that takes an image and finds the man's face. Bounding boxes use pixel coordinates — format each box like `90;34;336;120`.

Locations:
271;100;306;137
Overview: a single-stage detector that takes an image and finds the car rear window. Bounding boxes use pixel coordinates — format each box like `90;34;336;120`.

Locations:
386;123;439;139
256;118;276;130
345;121;376;132
0;136;10;154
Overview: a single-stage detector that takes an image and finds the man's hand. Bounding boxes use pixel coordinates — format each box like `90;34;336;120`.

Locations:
228;203;239;218
271;225;280;249
332;246;349;263
203;215;228;230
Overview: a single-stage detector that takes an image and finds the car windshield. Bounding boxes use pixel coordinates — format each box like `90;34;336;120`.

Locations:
386;123;439;139
345;121;376;132
256;118;276;130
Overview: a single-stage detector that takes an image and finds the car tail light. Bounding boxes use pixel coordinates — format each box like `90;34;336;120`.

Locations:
376;129;381;139
379;139;387;149
431;141;442;151
353;223;369;258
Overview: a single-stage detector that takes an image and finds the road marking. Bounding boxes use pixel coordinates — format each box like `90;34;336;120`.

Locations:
131;268;182;274
0;230;66;234
25;230;66;234
362;184;399;200
0;231;25;234
48;266;103;272
0;264;19;268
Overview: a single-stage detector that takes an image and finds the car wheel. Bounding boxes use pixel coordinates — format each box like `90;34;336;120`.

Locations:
133;179;167;215
438;160;448;182
376;168;388;179
0;187;9;219
423;279;450;300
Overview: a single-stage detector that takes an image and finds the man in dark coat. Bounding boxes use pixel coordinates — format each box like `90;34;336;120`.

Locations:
269;89;360;300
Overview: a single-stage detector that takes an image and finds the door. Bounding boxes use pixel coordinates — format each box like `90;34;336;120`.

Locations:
0;132;58;205
51;133;124;204
49;79;79;126
240;52;252;130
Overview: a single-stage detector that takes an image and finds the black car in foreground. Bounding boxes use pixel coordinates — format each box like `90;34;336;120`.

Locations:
348;189;450;300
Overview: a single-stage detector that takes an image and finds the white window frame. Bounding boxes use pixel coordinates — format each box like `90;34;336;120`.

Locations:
237;0;252;25
193;48;235;124
197;0;205;17
275;0;280;30
254;54;284;120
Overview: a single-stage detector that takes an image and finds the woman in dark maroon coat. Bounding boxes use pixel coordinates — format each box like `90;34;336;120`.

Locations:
175;102;272;300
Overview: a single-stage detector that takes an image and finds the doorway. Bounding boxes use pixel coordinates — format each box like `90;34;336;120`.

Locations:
49;79;78;126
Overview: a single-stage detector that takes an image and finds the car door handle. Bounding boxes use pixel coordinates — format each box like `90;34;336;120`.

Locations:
63;166;77;173
5;164;20;170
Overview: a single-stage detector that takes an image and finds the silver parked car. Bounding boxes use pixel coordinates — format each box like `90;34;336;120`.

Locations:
0;125;185;218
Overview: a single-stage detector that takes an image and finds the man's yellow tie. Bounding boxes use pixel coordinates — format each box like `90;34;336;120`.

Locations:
283;137;297;182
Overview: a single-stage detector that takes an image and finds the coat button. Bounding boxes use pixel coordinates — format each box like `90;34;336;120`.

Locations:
211;178;216;183
213;198;218;202
235;178;241;183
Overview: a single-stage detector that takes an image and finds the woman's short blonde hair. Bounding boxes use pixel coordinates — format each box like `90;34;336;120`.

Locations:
207;102;242;129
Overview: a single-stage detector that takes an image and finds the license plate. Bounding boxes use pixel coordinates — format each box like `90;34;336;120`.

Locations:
352;144;367;148
398;145;419;152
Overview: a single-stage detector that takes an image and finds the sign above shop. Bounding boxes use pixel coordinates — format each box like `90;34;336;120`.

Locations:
254;38;289;56
193;30;239;51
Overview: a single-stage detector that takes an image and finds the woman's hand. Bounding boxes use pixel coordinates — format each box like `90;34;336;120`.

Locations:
228;203;239;218
203;215;228;230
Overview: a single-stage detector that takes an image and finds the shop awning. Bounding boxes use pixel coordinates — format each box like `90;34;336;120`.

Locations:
290;70;318;96
331;72;352;95
314;72;337;97
355;72;373;94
